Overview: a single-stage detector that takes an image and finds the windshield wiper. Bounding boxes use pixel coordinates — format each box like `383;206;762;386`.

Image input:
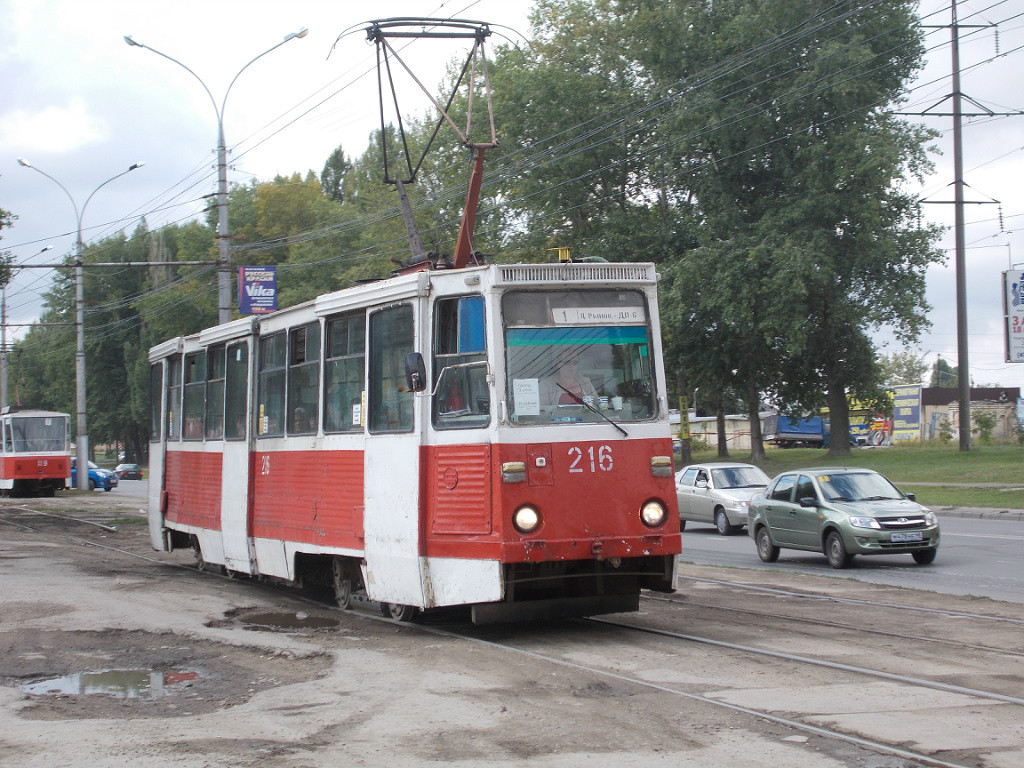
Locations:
828;495;855;502
557;383;628;437
861;495;895;501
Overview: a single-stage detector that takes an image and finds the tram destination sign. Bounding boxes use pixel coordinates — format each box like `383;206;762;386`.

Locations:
239;266;278;315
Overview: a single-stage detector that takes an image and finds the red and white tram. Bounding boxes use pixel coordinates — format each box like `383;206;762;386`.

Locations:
148;261;681;622
0;407;71;497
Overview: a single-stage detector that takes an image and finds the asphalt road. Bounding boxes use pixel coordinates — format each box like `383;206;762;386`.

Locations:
107;480;1023;604
679;512;1024;604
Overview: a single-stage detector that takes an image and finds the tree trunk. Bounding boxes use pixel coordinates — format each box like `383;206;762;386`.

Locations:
716;397;729;457
747;377;765;463
826;378;852;457
676;371;692;467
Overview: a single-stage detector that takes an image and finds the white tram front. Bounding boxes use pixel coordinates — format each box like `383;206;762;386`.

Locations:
148;262;681;623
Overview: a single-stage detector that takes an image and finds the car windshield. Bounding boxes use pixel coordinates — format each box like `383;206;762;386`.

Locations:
503;289;656;425
816;472;902;502
711;466;770;489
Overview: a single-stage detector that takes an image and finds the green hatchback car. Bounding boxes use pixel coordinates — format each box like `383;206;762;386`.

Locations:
748;468;940;569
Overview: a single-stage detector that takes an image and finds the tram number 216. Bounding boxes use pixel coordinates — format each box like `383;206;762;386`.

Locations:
567;445;613;474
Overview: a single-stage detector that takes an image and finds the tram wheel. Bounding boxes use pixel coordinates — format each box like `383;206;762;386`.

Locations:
332;559;354;610
191;537;213;573
380;602;418;622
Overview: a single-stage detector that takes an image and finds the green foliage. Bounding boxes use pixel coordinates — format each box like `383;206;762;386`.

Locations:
10;1;950;465
877;348;929;387
972;411;997;445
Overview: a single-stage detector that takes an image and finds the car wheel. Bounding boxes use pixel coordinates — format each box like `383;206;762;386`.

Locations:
912;548;937;565
756;527;779;562
826;531;852;569
679;519;687;532
104;487;112;492
715;508;735;536
88;479;96;491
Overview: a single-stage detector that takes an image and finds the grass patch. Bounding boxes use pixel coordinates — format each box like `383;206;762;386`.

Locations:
682;443;1024;509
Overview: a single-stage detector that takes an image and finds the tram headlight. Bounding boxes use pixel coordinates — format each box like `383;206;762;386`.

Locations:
640;500;668;528
512;505;541;534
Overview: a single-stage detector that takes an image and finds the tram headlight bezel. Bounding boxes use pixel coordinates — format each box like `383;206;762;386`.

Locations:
512;505;542;534
640;499;668;528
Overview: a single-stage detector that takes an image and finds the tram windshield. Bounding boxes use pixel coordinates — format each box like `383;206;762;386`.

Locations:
503;289;657;425
3;415;69;453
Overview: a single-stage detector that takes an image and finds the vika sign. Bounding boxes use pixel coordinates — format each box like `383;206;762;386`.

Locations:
239;266;277;315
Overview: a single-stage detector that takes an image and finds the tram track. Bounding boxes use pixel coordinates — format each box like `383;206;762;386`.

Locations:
5;507;1022;768
644;592;1024;659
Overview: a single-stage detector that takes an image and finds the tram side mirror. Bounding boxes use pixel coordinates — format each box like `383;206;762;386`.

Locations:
405;353;427;392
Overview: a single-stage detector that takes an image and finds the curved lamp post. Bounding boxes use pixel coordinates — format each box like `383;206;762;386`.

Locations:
124;27;309;325
16;158;144;489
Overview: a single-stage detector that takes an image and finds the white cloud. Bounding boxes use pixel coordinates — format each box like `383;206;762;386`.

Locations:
0;98;109;154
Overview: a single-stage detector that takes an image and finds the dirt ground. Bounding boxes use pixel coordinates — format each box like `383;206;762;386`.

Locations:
1;491;1017;767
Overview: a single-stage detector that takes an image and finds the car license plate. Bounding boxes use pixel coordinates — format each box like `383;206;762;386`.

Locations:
890;531;923;543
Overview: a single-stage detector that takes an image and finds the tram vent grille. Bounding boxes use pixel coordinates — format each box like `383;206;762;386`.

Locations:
496;263;656;285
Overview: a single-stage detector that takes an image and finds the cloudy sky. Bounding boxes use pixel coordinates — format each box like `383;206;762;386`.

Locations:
2;0;1024;394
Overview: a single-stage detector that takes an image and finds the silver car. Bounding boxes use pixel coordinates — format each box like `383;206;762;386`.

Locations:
675;462;771;535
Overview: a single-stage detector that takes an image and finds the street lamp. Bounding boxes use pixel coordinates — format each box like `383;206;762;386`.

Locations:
16;158;144;489
124;27;309;325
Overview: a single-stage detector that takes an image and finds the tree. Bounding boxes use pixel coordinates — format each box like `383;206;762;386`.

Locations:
321;146;352;203
878;349;929;386
930;357;960;388
0;206;15;287
622;0;942;456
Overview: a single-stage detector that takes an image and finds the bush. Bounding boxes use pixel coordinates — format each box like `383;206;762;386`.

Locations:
972;411;997;446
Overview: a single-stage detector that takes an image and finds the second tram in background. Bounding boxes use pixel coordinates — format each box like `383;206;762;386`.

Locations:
0;407;71;497
148;261;681;623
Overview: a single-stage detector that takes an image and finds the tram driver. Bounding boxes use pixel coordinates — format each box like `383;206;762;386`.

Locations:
541;348;598;407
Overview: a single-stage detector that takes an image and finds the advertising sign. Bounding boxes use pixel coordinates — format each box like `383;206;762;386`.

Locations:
238;266;277;315
891;384;922;442
1004;270;1024;362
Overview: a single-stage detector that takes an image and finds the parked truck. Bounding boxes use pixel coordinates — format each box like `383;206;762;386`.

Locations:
763;414;830;448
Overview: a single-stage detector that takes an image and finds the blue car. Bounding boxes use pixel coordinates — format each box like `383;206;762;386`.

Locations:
69;459;118;491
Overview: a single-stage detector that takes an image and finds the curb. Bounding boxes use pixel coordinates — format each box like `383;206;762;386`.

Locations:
932;506;1024;522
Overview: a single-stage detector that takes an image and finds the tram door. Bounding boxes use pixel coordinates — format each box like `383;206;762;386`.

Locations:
147;359;169;551
220;340;255;573
362;304;424;606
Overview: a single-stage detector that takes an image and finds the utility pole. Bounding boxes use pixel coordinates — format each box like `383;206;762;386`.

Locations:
907;1;1022;451
950;1;971;451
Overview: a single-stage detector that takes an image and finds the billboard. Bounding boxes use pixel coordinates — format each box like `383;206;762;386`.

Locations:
238;266;277;315
1004;270;1024;362
891;384;922;442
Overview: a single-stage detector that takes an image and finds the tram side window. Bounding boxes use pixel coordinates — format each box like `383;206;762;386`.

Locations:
287;323;321;435
325;312;365;432
433;295;489;429
206;345;226;439
257;333;286;437
149;363;162;442
167;356;182;441
368;305;415;433
224;341;248;440
182;352;207;440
